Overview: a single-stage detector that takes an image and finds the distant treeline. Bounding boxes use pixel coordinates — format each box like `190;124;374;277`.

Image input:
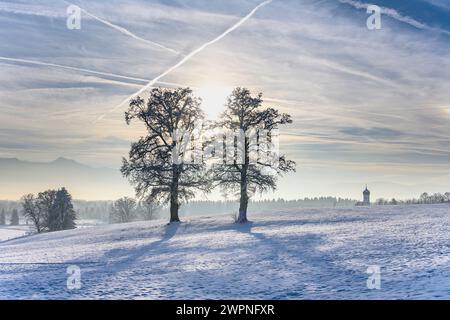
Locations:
375;192;450;206
0;201;21;226
1;196;357;223
179;197;357;217
73;200;112;221
2;192;448;225
71;197;359;221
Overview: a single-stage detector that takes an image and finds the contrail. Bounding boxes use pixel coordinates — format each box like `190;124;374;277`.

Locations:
63;1;182;55
0;56;151;83
0;56;203;88
1;56;305;110
95;0;273;122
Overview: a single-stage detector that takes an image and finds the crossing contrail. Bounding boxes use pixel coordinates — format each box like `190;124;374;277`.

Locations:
1;56;301;110
95;0;273;122
63;1;182;55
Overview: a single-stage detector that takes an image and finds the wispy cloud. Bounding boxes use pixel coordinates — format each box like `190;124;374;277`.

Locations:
96;0;274;122
0;57;149;83
0;1;65;18
0;56;196;90
428;0;450;11
63;1;183;55
0;56;296;107
338;0;450;36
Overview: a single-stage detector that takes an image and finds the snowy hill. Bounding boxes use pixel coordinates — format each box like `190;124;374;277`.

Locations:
0;204;449;299
0;225;30;242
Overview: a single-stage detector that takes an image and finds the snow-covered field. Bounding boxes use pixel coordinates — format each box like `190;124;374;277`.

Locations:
0;204;449;300
0;225;31;242
0;220;103;242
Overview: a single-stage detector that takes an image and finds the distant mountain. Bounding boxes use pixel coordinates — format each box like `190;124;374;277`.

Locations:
0;158;133;200
50;157;87;167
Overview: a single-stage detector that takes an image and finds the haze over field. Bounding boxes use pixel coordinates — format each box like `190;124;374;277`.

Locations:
0;157;132;200
1;0;450;200
0;157;446;201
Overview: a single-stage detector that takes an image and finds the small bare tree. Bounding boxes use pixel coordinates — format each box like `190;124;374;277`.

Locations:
22;194;44;233
140;196;160;221
110;197;137;223
445;192;450;202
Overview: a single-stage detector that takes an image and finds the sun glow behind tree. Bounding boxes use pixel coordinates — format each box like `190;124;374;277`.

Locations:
195;86;233;119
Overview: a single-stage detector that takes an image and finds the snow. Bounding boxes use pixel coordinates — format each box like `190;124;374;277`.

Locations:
0;220;103;242
0;225;31;242
0;204;449;299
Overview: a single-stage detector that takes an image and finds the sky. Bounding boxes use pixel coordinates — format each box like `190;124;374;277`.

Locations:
0;0;450;200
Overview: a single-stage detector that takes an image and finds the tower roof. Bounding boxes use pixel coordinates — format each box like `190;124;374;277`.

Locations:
363;185;370;195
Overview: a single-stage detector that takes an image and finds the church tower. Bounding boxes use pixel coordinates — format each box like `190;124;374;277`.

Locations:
363;185;370;206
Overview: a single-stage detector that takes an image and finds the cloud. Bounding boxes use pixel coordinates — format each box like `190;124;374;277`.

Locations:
96;0;274;122
337;0;450;36
63;0;183;55
0;1;66;18
340;127;403;139
1;0;450;198
427;0;450;11
0;56;150;83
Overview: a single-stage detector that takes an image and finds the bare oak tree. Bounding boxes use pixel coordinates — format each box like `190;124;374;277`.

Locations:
212;88;296;223
121;88;210;223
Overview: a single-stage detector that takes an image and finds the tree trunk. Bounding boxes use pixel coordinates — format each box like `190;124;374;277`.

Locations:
237;167;249;223
170;195;179;223
34;220;40;234
170;165;181;223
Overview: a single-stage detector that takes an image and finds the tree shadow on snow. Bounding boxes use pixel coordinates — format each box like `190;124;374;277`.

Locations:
100;222;181;269
219;221;370;299
194;216;365;235
1;219;372;299
0;223;182;299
